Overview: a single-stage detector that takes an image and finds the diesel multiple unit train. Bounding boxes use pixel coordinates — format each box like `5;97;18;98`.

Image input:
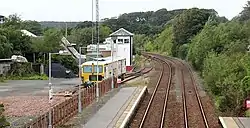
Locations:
81;56;127;86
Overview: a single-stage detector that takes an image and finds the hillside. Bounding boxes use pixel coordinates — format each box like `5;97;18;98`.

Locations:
39;21;80;28
39;8;188;35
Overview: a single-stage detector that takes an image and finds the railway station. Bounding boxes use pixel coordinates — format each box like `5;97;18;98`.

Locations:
1;0;250;128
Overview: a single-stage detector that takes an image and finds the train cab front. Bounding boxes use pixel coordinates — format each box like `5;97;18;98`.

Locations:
83;75;104;88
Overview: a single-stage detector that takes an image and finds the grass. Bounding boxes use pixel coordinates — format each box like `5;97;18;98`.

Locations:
246;109;250;117
5;74;48;80
0;77;6;83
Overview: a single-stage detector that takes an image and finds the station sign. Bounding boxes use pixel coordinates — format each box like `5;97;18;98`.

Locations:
117;78;122;84
246;100;250;109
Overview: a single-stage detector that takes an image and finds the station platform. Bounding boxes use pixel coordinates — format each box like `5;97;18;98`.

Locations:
219;117;250;128
84;86;147;128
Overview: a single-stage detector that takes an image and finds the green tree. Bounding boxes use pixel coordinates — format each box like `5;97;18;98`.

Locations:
172;8;216;57
133;34;149;54
154;25;174;55
68;25;111;47
202;53;249;115
76;21;93;29
188;21;249;70
0;29;12;58
42;28;63;53
21;20;42;36
7;28;32;55
2;14;22;29
238;1;250;21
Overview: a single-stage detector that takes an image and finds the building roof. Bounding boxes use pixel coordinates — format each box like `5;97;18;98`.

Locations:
82;56;126;65
110;28;134;37
21;30;37;37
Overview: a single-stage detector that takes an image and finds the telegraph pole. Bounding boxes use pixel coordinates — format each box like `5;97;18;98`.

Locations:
96;0;100;98
92;0;94;45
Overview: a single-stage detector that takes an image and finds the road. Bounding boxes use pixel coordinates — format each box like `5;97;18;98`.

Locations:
0;78;79;97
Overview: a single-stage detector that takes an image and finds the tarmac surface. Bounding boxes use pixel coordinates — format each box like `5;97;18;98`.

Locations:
84;87;137;128
0;78;79;97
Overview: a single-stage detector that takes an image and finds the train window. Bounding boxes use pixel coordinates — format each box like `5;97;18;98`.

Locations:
94;65;103;73
83;66;92;73
89;75;103;81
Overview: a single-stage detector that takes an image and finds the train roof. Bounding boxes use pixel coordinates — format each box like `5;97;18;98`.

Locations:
82;56;126;65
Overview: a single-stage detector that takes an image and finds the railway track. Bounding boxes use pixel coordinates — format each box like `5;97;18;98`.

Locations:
138;55;172;128
169;58;209;128
129;53;215;128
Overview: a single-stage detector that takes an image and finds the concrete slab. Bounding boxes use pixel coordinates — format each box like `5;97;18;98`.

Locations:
219;117;239;128
84;87;137;128
238;117;250;128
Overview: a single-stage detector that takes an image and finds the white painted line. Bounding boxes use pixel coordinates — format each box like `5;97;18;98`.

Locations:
119;86;147;128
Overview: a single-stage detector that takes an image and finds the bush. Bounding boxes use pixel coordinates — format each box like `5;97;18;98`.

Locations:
246;109;250;117
6;74;48;80
52;55;78;74
0;104;10;128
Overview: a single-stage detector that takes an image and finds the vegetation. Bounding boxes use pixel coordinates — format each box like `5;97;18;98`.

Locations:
1;1;250;117
0;104;10;128
142;2;250;116
6;74;48;80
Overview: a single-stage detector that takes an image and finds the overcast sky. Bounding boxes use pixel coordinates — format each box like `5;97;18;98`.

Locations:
0;0;248;21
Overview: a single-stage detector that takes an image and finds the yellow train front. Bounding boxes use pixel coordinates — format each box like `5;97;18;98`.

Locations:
81;57;126;87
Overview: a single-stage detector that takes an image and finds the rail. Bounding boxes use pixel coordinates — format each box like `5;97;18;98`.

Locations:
141;52;209;128
168;57;209;128
139;53;172;128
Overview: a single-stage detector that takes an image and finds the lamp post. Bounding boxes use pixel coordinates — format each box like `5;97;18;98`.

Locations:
110;37;117;89
78;47;82;113
48;51;64;128
78;46;88;113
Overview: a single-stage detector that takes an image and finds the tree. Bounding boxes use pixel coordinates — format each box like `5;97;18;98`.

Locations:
68;25;112;47
2;14;22;29
102;8;186;35
21;20;42;36
238;1;250;21
0;32;12;58
173;8;215;45
76;21;93;29
154;25;174;55
188;21;250;70
133;34;150;54
7;28;32;55
42;28;63;53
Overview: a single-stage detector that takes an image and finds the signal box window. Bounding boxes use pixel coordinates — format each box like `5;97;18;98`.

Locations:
124;39;129;43
118;39;123;43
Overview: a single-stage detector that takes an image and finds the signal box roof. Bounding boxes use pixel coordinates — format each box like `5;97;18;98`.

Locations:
110;28;134;37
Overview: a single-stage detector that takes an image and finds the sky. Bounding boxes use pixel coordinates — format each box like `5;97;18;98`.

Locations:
0;0;248;21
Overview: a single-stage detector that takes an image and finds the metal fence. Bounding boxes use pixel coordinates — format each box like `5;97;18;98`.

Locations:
24;78;118;128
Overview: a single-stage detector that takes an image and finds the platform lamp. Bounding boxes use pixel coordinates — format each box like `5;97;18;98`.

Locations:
48;50;65;128
110;36;117;89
